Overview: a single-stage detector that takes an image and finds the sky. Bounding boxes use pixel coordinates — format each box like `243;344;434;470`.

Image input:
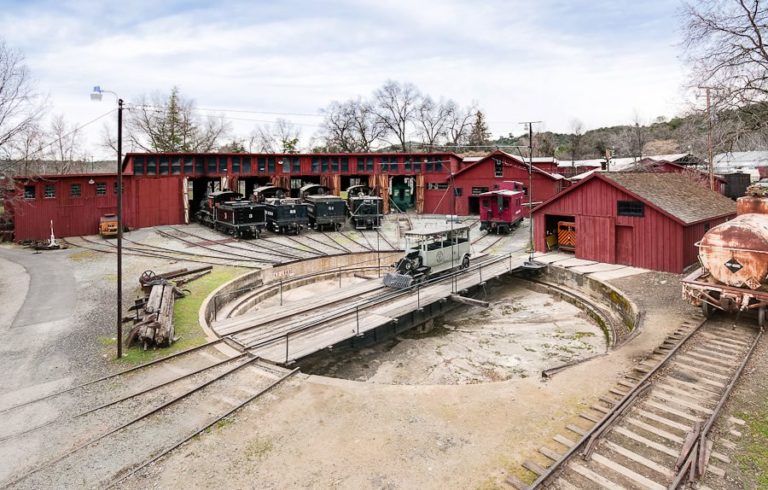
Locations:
0;0;693;159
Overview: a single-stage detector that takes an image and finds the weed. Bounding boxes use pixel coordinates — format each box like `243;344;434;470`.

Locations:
245;436;274;460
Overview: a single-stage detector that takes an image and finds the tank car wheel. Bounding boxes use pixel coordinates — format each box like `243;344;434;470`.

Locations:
759;307;766;328
461;256;470;269
701;301;714;318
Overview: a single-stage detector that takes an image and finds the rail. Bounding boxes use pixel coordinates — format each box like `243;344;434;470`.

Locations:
235;252;521;364
528;316;710;488
670;326;763;488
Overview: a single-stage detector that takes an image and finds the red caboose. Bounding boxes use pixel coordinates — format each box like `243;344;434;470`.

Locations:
479;181;525;234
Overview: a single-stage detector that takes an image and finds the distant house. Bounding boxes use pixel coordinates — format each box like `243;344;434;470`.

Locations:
714;151;768;181
532;172;736;273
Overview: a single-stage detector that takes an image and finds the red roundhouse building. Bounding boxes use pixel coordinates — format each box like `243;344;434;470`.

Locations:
6;150;568;240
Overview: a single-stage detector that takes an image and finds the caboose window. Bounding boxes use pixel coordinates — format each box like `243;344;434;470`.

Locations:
24;185;35;199
617;200;644;217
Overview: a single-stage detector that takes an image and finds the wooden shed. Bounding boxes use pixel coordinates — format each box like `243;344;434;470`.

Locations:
532;172;737;273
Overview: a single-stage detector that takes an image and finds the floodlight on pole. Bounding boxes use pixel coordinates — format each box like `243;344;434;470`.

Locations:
91;85;124;359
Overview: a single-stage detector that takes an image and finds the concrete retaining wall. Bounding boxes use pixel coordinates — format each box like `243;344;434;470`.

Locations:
539;265;641;345
201;251;402;328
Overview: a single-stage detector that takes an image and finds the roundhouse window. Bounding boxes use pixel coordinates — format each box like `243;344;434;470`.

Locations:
70;184;81;197
24;185;35;199
44;184;55;198
96;183;107;196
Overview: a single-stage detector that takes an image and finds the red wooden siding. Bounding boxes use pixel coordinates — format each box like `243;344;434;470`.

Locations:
533;177;688;272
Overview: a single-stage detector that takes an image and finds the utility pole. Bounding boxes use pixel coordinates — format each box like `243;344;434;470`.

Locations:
521;121;541;262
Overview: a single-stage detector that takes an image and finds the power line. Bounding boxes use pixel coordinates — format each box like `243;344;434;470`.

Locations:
3;108;117;167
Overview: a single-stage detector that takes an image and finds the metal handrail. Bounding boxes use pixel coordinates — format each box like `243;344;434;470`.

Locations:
234;252;519;363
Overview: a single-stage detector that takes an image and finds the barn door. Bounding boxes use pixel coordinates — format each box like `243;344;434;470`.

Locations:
576;216;614;262
615;225;634;266
415;174;425;213
377;174;390;214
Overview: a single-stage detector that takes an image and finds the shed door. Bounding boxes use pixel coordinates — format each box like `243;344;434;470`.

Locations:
576;216;614;262
615;225;634;266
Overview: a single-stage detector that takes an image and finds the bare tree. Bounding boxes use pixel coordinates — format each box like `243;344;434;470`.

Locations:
683;0;768;107
249;118;302;153
416;96;452;147
445;101;476;146
2;122;45;175
320;98;388;151
126;87;228;152
0;39;47;173
631;111;647;159
48;114;84;173
569;119;585;164
373;80;422;151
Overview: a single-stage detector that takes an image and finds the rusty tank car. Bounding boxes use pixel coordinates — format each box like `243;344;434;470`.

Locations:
683;180;768;325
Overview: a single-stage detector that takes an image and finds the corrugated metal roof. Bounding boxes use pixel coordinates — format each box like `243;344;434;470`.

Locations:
601;172;736;224
714;151;768;169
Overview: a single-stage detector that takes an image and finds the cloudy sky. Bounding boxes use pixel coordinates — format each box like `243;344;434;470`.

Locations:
1;0;692;158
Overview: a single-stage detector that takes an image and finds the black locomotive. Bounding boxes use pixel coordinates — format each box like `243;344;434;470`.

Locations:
196;191;266;238
300;184;347;231
253;186;309;235
347;185;383;230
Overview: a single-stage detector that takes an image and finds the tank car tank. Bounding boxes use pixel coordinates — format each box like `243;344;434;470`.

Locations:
682;180;768;324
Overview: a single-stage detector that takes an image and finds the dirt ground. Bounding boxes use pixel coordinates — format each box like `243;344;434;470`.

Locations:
300;280;605;385
118;270;695;490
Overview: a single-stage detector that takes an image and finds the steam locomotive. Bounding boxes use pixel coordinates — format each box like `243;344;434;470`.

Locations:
347;185;383;230
300;184;347;231
196;190;266;238
253;186;309;235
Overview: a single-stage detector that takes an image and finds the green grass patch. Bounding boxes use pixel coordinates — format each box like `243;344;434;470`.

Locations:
737;408;768;488
110;266;246;365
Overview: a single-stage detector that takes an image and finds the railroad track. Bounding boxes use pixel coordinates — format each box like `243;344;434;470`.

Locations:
165;226;302;261
64;236;263;269
0;341;298;489
505;314;762;490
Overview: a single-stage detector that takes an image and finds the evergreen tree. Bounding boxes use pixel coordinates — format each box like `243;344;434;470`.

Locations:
467;110;491;147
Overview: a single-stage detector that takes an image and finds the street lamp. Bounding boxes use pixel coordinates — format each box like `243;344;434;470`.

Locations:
91;85;125;359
